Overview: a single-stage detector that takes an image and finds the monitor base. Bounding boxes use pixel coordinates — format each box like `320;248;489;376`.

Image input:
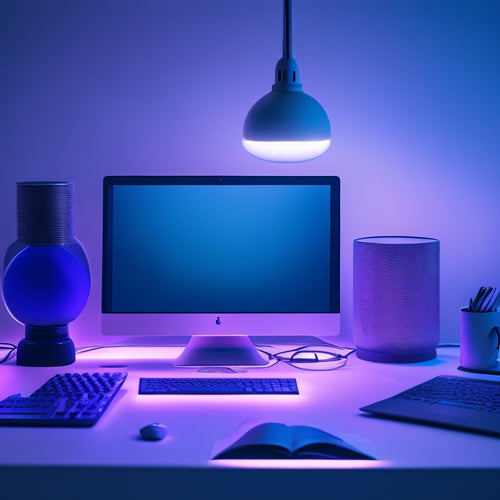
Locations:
173;335;269;367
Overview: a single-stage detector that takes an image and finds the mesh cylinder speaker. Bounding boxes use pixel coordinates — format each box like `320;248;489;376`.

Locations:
17;182;74;245
353;236;440;363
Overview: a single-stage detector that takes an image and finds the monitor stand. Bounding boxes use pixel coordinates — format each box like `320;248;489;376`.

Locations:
173;335;269;367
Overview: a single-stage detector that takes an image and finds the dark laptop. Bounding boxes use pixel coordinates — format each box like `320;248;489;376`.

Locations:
360;375;500;437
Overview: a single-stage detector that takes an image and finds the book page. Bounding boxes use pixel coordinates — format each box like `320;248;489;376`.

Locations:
214;422;293;458
290;425;346;451
292;425;374;459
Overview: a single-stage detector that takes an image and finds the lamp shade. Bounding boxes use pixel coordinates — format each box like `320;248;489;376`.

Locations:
242;1;331;162
242;87;331;162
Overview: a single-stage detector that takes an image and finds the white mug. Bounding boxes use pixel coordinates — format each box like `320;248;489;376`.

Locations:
460;308;500;371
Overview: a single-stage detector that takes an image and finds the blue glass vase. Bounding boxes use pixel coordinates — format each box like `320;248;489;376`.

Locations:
2;182;91;366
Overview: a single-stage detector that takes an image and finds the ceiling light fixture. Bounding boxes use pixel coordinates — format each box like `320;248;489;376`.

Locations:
242;0;331;162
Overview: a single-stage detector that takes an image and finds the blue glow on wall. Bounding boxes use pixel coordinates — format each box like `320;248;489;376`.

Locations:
1;0;499;345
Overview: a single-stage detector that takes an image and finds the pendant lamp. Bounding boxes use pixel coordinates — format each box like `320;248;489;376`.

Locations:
242;0;331;162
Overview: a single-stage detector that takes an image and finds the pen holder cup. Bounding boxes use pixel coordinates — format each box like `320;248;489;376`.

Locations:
459;308;500;371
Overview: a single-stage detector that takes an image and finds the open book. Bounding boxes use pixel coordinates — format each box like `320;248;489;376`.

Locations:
213;422;374;460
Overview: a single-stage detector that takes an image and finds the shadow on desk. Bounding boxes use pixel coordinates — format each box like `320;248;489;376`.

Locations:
0;465;498;500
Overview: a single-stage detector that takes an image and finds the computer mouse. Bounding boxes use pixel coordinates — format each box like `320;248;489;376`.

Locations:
139;423;168;441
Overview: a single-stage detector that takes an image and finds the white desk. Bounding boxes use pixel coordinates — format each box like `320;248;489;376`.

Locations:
0;344;498;500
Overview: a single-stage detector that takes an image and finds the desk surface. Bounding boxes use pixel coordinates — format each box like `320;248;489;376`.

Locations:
0;344;498;500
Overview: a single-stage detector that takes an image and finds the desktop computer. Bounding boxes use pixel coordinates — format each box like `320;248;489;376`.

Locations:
101;176;341;366
0;175;343;427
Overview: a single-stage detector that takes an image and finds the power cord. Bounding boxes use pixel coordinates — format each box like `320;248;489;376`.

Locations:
74;341;356;372
257;342;356;371
0;343;17;364
2;342;461;367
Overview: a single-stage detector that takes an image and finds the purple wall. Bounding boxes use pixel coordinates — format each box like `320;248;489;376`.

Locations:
1;0;499;347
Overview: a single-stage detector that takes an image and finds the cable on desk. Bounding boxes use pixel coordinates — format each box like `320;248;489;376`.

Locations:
74;342;356;372
257;342;356;371
0;343;17;364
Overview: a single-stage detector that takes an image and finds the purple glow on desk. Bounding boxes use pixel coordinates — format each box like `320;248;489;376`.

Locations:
77;346;185;361
211;459;386;469
134;393;304;409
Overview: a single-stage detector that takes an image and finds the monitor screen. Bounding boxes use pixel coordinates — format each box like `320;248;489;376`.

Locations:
102;176;340;362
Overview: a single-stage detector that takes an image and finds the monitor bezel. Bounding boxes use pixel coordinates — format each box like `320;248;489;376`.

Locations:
102;175;340;337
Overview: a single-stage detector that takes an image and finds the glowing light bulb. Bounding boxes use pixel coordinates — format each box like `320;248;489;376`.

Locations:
242;139;331;163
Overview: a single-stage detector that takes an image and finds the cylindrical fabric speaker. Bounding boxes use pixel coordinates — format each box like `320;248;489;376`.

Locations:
353;236;440;363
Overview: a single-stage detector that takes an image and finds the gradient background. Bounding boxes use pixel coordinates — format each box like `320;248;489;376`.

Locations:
1;0;499;347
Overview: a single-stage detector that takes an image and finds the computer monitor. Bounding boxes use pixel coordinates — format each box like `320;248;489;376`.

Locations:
102;176;340;366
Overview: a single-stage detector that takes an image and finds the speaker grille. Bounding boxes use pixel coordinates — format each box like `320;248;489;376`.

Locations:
353;236;440;363
17;182;74;246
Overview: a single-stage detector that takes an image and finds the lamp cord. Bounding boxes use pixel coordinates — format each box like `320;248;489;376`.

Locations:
283;0;292;59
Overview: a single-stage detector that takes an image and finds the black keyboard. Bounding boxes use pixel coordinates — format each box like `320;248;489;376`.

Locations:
139;377;299;395
361;375;500;436
0;372;127;427
396;375;500;413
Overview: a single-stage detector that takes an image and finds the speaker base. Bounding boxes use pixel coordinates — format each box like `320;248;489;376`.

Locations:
356;347;436;364
17;325;75;367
